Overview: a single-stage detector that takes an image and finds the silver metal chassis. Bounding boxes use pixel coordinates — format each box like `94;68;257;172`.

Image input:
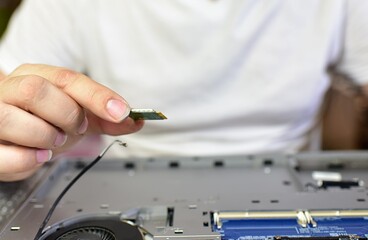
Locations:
1;151;368;239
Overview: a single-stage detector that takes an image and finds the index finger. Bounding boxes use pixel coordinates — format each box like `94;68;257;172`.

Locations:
10;64;130;123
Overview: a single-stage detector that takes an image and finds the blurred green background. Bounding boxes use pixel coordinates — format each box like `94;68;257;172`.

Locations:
0;0;21;38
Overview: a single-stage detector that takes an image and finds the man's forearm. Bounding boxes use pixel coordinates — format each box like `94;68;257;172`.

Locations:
0;70;6;80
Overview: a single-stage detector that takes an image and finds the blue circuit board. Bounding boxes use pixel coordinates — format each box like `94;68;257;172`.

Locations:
215;217;368;240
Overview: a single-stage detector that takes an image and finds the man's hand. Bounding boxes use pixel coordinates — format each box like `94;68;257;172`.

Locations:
0;64;144;181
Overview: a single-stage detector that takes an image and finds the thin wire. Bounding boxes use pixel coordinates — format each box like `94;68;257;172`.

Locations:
34;140;127;240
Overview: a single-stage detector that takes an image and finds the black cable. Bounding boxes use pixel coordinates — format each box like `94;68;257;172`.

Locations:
33;140;126;240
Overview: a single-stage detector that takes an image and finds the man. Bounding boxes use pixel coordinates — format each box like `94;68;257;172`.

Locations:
0;0;367;181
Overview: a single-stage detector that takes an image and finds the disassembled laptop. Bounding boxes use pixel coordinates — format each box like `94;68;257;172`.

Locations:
0;150;367;239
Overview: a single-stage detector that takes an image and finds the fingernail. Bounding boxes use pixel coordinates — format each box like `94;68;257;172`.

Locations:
36;149;53;163
106;99;130;121
54;131;67;147
78;117;88;134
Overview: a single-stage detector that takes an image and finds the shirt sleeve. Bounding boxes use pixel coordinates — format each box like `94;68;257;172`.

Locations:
0;0;85;74
335;0;368;85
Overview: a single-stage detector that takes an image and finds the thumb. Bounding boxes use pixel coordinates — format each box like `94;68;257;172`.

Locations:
11;64;131;123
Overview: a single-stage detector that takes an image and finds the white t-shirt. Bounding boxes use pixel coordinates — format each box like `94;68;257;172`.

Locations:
0;0;368;157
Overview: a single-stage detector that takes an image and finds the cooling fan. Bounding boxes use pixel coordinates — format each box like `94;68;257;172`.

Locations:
55;226;114;240
37;214;145;240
